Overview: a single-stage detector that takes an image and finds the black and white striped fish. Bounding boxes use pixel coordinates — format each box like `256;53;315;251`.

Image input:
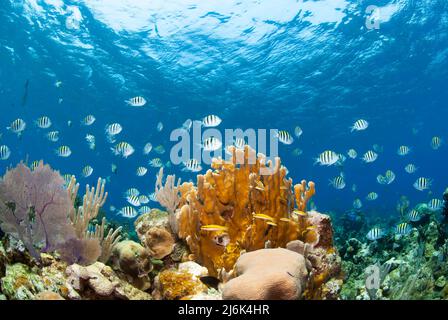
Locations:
56;145;72;157
407;209;423;222
430;136;442;150
182;159;202;172
395;222;412;236
315;150;339;166
397;145;411;156
7;118;26;135
136;166;148;176
362;150;378;163
350;119;369;132
118;206;138;218
82;165;93;178
46;131;59;142
277;130;294;145
148;158;163;168
111;141;134;158
201;114;222;127
35;116;52;129
428;198;444;211
413;177;432;191
105;123;122;136
127;195;141;207
81;115;96;126
202;137;222;151
366;227;385;241
0;145;11;160
404;164;417;174
366;192;378;201
126;96;147;107
329;176;346;189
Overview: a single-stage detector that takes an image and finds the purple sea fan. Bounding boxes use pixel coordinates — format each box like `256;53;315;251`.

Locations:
0;161;76;260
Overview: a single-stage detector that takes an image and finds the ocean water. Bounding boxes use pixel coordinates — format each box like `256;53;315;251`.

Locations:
0;1;447;232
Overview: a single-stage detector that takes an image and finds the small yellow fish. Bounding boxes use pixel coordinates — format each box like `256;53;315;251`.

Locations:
279;218;292;223
201;224;229;232
293;210;308;217
266;221;278;227
253;213;275;222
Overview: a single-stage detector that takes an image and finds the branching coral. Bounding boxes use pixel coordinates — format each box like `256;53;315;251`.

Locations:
163;145;318;276
67;176;122;263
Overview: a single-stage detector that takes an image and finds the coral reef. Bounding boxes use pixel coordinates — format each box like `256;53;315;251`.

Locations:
339;204;448;300
222;248;308;300
155;145;342;299
0;150;343;300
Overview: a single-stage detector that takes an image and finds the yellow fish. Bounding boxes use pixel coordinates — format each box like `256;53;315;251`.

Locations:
267;221;278;227
279;218;292;223
201;224;228;232
253;213;275;222
293;210;308;217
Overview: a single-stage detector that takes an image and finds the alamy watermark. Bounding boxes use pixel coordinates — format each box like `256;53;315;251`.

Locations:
169;121;281;176
365;5;381;30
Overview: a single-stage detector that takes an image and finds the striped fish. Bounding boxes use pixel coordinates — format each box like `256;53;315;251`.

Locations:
428;198;444;211
105;123;122;136
366;227;385;241
202;137;222;151
46;131;59;142
404;164;417;174
138;195;149;204
148;158;163;168
126;96;147;107
201;115;222;127
139;206;152;214
183;159;202;172
56;145;71;157
413;177;432;191
351;119;369;132
81;114;96;126
35;116;52;129
118;206;138;218
277;130;294;145
7;118;26;135
430;136;442;150
136;166;148;177
30;160;40;171
126;195;141;207
0;145;11;160
111;141;134;158
366;192;378;201
407;209;422;222
395;222;412;236
82;165;93;178
362;150;378;163
329;176;346;189
316;150;339;166
397;145;411;156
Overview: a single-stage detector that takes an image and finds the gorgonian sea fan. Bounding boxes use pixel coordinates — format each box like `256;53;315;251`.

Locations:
0;161;76;260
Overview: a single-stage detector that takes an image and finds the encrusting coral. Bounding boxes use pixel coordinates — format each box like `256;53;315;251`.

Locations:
155;145;324;277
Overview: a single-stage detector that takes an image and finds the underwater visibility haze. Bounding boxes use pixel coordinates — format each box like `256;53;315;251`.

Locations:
0;0;447;301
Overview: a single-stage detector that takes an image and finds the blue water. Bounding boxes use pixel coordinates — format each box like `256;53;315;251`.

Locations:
1;0;447;227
